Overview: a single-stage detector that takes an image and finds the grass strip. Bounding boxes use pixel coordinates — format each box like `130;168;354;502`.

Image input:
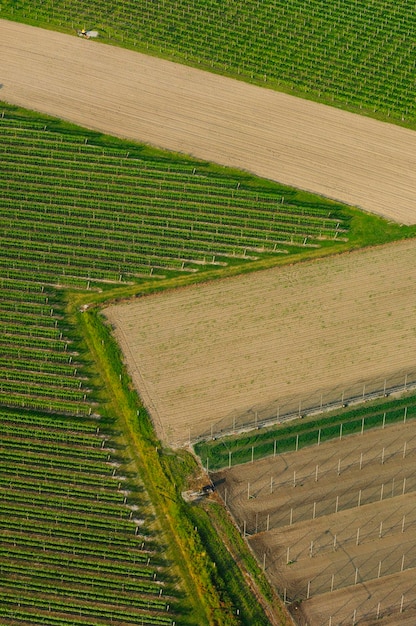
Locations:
195;395;416;470
75;303;242;625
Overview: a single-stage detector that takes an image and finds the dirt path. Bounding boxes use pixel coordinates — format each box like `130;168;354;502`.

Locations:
1;19;416;224
105;239;416;446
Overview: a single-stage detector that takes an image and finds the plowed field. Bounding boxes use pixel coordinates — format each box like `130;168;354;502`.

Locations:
105;238;416;447
1;19;416;224
214;418;416;625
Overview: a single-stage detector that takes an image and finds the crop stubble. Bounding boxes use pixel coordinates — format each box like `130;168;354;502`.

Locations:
1;19;416;225
105;239;416;447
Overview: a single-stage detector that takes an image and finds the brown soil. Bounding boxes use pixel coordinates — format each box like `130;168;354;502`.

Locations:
105;239;416;446
214;419;416;625
1;19;416;224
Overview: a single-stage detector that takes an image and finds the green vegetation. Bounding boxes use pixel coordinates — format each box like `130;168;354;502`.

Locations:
195;394;416;470
1;102;415;624
2;0;416;127
2;103;415;302
2;0;415;622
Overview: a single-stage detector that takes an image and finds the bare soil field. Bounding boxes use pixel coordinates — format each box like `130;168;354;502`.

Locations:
213;418;416;625
1;19;416;224
105;238;416;447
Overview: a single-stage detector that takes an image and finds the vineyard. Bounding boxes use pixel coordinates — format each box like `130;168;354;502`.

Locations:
1;9;416;616
195;394;416;471
0;109;356;290
0;105;326;624
2;0;415;126
0;400;183;625
0;262;186;623
213;418;416;624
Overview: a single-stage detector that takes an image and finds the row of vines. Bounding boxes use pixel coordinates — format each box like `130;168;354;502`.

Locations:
0;113;351;290
3;0;416;124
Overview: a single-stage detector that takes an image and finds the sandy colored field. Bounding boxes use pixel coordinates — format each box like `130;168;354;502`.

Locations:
214;419;416;625
105;239;416;446
1;19;416;225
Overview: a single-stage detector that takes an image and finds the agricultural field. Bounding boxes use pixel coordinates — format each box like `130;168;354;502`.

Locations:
195;394;416;471
105;238;416;447
0;107;355;290
3;20;416;225
0;405;184;625
2;0;416;126
213;417;416;625
2;0;416;623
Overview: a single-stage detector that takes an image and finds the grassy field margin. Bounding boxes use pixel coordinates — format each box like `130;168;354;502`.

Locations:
72;299;276;625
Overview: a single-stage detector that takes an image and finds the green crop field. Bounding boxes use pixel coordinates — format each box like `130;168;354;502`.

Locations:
2;0;416;127
195;395;416;471
2;0;416;619
0;98;415;624
2;104;341;625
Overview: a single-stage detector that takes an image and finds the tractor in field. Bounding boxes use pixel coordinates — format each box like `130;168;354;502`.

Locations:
77;29;98;39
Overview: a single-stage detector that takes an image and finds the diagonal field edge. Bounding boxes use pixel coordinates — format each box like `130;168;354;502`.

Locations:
1;19;416;224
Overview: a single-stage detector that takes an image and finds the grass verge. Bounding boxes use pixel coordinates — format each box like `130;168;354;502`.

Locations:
195;394;416;471
72;300;265;625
